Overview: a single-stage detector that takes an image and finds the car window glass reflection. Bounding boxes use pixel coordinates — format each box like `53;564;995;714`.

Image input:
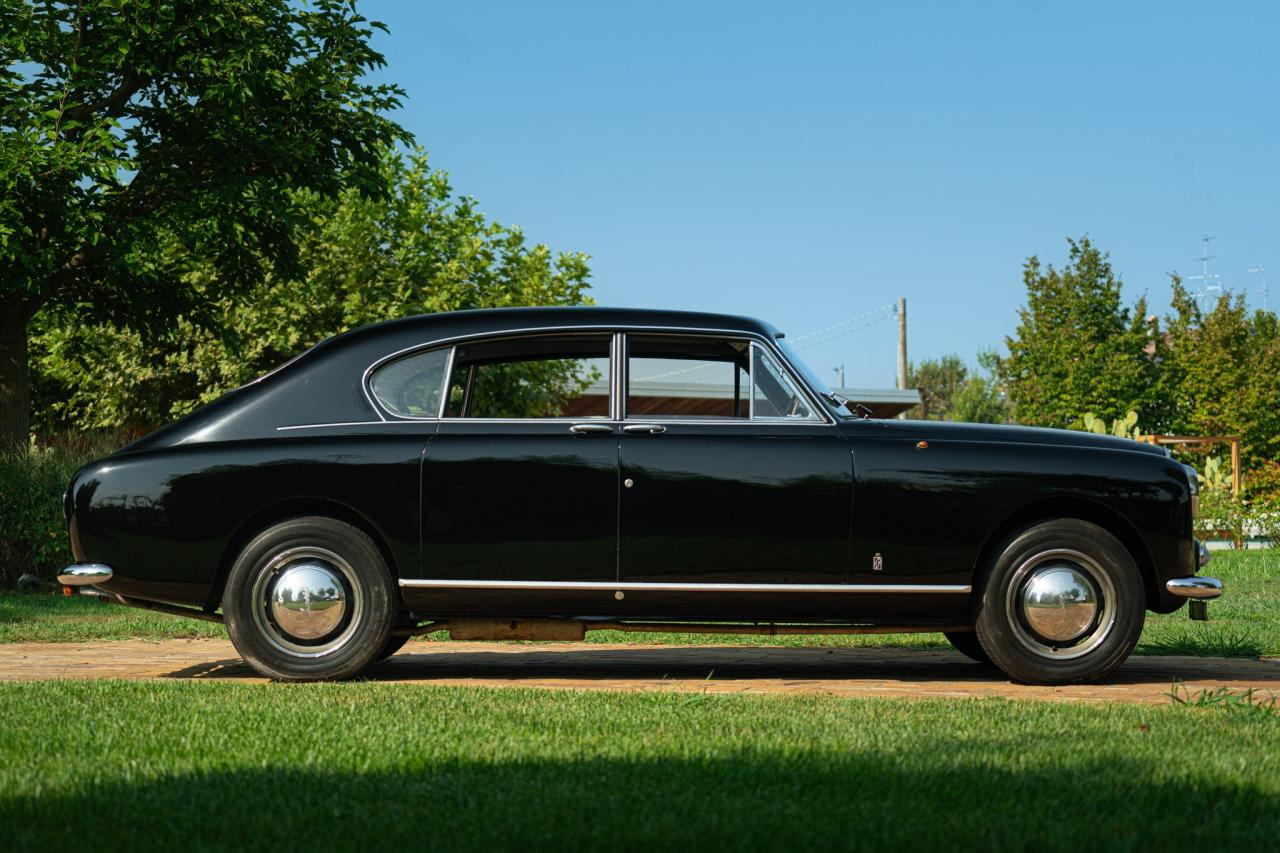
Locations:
627;335;750;419
752;346;819;420
368;347;451;417
444;335;610;419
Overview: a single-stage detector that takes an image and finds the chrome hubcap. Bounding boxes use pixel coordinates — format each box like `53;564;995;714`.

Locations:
1021;565;1098;642
1006;549;1116;660
270;564;347;640
251;547;364;657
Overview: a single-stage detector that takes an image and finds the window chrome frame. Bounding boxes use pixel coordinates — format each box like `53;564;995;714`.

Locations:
620;331;831;425
361;345;456;421
358;324;836;426
747;341;823;423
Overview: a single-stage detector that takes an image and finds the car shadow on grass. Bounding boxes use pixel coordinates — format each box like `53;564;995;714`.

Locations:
161;644;1280;688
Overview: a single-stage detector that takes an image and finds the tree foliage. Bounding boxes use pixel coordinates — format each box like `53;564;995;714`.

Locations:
951;352;1010;425
906;352;1009;423
995;237;1164;430
0;0;409;446
1161;279;1280;466
905;354;968;420
31;150;594;430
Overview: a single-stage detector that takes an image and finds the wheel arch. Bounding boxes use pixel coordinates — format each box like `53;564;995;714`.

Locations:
974;497;1159;610
207;496;402;612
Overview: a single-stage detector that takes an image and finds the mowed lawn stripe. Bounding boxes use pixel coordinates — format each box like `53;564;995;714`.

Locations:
1;681;1277;850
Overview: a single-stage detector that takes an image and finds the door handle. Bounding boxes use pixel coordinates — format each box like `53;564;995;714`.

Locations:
623;423;667;435
569;423;614;435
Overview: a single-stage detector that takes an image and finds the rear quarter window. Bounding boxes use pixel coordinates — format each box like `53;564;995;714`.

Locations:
369;348;452;417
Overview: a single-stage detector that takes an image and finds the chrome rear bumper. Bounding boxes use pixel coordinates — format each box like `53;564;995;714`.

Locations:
57;563;113;586
1166;576;1223;600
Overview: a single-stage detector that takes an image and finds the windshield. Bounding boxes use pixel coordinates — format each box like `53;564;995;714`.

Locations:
774;338;845;415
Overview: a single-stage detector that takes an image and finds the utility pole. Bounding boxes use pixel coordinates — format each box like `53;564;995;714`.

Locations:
896;297;907;420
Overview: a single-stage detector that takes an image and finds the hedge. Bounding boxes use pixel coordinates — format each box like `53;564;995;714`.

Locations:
0;433;126;586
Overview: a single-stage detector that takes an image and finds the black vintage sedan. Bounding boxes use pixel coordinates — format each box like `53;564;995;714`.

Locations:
60;307;1221;683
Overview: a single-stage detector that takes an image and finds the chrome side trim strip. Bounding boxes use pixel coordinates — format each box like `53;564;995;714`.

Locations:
398;579;971;594
277;420;411;431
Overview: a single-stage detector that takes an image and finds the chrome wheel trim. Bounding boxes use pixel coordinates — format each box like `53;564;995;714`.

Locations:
1005;548;1116;661
250;546;365;658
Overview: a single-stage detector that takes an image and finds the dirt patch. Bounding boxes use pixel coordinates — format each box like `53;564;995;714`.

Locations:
2;639;1278;704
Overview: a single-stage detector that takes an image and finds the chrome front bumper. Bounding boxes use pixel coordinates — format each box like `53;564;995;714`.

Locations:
57;563;113;586
1166;575;1223;600
1164;539;1222;600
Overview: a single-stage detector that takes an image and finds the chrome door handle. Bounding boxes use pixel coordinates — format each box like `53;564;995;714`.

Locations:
623;424;667;435
569;423;614;435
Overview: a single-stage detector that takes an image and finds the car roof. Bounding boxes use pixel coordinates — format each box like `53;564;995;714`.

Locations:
327;306;781;351
117;306;787;452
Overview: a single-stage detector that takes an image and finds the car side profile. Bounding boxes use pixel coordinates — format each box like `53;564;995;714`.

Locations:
59;307;1222;683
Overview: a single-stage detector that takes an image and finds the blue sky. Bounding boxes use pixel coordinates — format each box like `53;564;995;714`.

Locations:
363;1;1278;387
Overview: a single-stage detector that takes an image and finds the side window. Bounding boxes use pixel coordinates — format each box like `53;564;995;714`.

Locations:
627;335;750;419
752;345;819;420
443;334;610;419
369;348;452;417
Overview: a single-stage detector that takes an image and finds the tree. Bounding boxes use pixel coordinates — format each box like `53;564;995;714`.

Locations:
0;0;409;448
951;351;1010;424
1162;278;1280;467
30;150;594;430
906;351;1009;423
995;236;1165;430
905;354;968;420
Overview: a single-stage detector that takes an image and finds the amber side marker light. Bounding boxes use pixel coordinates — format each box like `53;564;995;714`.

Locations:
916;440;929;449
63;585;74;597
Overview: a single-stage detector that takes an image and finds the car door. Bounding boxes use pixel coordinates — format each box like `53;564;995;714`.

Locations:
417;333;619;602
616;333;853;616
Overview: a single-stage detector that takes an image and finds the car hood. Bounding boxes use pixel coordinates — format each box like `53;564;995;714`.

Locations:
849;418;1168;456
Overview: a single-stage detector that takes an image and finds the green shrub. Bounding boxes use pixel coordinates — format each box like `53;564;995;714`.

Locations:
1194;489;1244;543
1251;495;1280;548
0;433;126;586
1195;488;1280;548
1245;460;1280;502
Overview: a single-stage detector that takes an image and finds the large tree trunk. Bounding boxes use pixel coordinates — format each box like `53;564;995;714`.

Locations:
0;307;31;452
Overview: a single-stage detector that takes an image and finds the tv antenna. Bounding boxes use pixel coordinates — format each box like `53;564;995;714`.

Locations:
1248;265;1268;312
1185;235;1223;309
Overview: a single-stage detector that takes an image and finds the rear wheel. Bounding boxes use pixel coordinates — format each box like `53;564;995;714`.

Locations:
222;517;395;682
974;519;1144;685
943;630;991;664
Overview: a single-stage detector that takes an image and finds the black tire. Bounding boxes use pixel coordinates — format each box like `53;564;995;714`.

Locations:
222;517;396;682
974;519;1144;685
943;630;992;664
377;633;410;661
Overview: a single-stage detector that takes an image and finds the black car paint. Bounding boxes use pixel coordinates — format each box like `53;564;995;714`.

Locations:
67;306;1195;625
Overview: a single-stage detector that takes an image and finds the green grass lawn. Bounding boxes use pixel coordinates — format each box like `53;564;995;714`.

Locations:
3;550;1276;656
0;681;1276;850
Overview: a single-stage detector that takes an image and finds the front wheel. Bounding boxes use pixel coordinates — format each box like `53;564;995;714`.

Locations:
974;519;1144;685
223;517;396;682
